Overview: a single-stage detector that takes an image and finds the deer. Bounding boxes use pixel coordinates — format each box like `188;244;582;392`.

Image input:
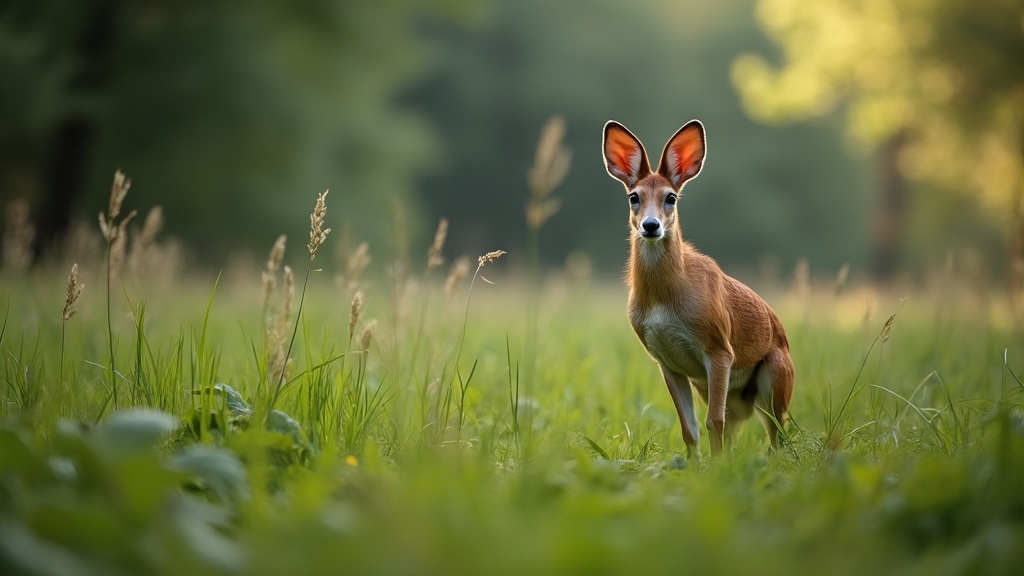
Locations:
602;120;794;459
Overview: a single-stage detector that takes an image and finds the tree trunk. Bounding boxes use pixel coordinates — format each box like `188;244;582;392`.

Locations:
39;0;117;255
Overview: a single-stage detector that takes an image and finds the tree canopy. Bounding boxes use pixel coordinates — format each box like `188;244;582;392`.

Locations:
732;0;1024;231
4;0;888;278
1;0;472;263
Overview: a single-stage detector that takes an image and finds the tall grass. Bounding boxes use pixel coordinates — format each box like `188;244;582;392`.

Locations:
1;184;1024;575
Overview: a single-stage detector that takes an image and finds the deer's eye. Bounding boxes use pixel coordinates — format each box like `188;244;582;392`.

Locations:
628;192;640;206
665;193;677;206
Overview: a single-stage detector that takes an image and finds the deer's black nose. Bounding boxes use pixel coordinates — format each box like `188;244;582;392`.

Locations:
641;218;661;234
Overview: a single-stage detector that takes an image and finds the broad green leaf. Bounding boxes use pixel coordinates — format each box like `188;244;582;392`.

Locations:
266;410;302;443
170;445;250;503
200;383;252;417
92;410;179;456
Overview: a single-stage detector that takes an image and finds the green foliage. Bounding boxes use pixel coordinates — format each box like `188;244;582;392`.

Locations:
1;257;1023;574
0;0;474;260
733;0;1024;226
3;0;876;276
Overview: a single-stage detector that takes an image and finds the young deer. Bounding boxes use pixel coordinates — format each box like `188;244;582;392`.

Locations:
602;120;794;459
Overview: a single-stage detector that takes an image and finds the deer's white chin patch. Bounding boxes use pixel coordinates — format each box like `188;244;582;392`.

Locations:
637;234;666;266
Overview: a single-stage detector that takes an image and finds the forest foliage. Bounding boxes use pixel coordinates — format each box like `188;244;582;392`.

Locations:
1;0;1019;282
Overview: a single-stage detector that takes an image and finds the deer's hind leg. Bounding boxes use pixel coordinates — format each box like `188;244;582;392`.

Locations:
752;347;795;449
723;384;758;451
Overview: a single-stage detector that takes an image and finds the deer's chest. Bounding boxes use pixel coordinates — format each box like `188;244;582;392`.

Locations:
632;304;708;379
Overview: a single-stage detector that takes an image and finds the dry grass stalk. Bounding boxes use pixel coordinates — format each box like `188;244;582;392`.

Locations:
100;170;134;242
477;250;507;285
108;215;135;282
267;191;333;413
359;319;377;352
526;115;571;230
427;218;448;271
282;265;294;326
337;242;371;293
108;170;130;221
444;257;471;302
137;206;163;248
267;321;288;386
99;170;136;411
267;264;295;385
308;190;331;259
128;206;163;275
98;170;137;286
478;250;506;267
349;291;364;342
63;263;84;321
262;235;287;313
3;199;35;273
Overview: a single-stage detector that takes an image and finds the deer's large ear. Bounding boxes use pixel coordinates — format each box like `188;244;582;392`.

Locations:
657;120;706;190
603;121;650;188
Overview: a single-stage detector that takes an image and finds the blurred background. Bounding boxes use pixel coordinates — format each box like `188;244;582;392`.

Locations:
2;0;1021;287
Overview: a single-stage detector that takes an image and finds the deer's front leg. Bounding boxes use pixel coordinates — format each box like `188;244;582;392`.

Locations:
661;365;701;460
704;351;733;456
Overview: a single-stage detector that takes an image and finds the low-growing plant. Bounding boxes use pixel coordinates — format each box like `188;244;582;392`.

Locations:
3;176;1024;576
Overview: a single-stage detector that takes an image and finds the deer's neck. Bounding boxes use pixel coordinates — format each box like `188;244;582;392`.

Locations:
628;228;690;309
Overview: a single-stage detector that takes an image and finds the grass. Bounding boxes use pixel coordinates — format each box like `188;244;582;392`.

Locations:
1;228;1024;574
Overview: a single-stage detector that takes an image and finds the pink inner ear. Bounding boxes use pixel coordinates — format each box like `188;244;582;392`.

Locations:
669;132;703;183
613;149;635;176
605;130;641;180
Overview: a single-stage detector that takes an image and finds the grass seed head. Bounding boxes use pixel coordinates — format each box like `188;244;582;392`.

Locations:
129;206;164;276
268;321;289;385
108;170;131;221
63;263;84;321
478;250;506;268
427;218;448;271
529;115;571;197
138;206;164;247
100;171;135;244
108;210;137;282
308;190;331;259
337;242;371;293
349;291;363;342
283;265;294;321
526;115;571;230
477;250;506;285
267;265;295;385
879;298;908;343
359;318;377;352
262;235;287;312
445;257;471;302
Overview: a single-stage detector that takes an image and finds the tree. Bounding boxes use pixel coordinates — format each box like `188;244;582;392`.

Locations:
732;0;1024;283
0;0;472;262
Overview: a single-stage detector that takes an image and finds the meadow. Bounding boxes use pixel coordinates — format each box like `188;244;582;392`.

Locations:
2;195;1023;575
